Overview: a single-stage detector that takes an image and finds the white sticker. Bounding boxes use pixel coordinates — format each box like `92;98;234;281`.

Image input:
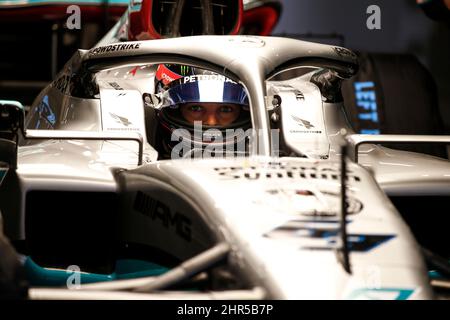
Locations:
276;81;330;158
100;89;146;137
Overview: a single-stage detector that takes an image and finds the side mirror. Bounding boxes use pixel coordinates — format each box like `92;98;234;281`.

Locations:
0;100;25;139
0;100;25;170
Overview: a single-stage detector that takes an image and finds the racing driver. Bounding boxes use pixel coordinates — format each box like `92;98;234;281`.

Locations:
149;66;252;160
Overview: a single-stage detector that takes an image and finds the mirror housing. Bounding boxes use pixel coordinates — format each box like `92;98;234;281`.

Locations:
0;100;25;170
0;100;25;139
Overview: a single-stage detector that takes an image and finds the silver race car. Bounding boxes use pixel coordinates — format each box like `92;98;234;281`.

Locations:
1;34;449;300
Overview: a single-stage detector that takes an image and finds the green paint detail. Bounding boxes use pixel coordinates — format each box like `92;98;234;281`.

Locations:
25;257;169;287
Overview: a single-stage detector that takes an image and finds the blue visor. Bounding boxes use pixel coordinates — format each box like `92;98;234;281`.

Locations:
160;76;249;108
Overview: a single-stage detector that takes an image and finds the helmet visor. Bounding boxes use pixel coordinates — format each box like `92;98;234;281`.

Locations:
159;75;249;109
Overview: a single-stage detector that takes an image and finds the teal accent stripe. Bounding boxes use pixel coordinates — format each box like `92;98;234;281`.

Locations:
347;288;415;300
429;268;450;280
0;169;8;186
25;257;169;287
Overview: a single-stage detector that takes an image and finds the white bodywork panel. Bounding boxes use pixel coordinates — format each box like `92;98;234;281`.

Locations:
135;157;432;299
269;79;330;158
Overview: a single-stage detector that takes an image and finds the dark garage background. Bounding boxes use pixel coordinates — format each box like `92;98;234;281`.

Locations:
272;0;450;132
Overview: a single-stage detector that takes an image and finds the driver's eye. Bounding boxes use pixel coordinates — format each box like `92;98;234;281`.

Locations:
220;105;233;113
188;105;203;112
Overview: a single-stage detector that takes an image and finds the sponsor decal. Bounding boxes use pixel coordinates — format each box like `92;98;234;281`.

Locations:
227;36;266;48
295;90;305;101
214;165;361;183
134;191;192;242
156;64;183;86
263;189;363;216
182;74;237;84
128;66;139;77
52;74;70;93
291;115;315;129
109;112;132;127
264;219;394;253
101;89;143;133
289;129;323;134
105;127;138;131
319;191;363;216
108;82;124;90
89;43;141;55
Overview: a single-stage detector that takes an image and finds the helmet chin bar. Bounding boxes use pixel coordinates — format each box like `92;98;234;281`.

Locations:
157;107;252;159
163;107;251;131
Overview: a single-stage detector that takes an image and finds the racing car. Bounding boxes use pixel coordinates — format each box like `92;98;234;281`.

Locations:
1;33;450;300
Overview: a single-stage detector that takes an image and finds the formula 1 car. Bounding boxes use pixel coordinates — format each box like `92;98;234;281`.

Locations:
1;34;450;300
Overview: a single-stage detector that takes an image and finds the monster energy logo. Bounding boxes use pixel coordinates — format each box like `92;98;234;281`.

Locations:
164;64;192;76
180;65;190;76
